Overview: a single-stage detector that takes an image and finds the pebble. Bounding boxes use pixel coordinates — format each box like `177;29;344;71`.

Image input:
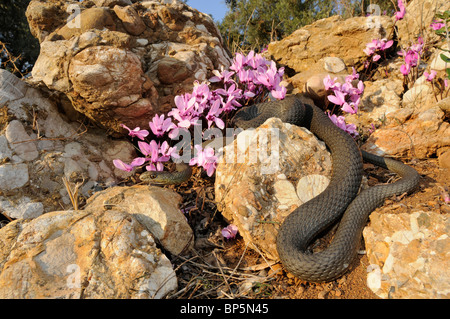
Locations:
0;163;29;191
5;120;38;161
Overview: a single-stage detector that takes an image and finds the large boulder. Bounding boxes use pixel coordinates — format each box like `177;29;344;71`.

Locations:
0;208;179;298
266;15;394;92
215;116;332;260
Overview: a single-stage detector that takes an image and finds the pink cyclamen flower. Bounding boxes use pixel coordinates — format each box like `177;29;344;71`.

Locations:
149;114;176;137
221;224;238;239
328;113;359;137
159;141;179;161
120;124;149;140
327;90;347;106
209;66;235;84
400;63;411;75
395;0;406;21
113;157;145;172
169;95;200;129
423;70;437;81
189;144;218;177
380;39;394;51
230;52;246;73
430;20;445;31
342;101;359;114
138;140;174;172
323;75;339;90
271;84;287;100
363;39;379;56
206;99;225;129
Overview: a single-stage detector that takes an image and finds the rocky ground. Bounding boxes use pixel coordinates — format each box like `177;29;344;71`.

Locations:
154;154;448;299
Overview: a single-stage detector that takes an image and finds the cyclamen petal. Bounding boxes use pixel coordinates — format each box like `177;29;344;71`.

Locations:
214;117;225;130
120;124;149;140
430;21;445;30
424;70;437;81
113;157;145;172
342;102;358;114
130;157;146;167
113;159;133;172
222;224;238;239
383;40;394;50
400;64;411;75
271;85;287;100
327;90;347;106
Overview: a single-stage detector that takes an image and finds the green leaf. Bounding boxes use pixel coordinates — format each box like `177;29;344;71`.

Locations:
440;53;450;63
446;68;450;79
443;10;450;19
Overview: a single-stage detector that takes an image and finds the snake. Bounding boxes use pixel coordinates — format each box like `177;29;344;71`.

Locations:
140;95;420;282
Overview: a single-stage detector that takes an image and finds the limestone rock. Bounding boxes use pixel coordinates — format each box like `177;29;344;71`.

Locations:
113;5;146;36
215;118;332;260
0;69;136;217
362;106;450;158
396;0;450;48
0;209;178;298
437;96;450;117
267;15;394;75
25;0;67;42
438;148;450;169
68;45;158;132
54;7;117;40
345;78;405;130
363;210;449;299
85;185;193;255
27;0;232;134
0;197;44;220
429;43;450;71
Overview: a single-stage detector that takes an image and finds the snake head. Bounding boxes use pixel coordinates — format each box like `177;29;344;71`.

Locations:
139;164;192;185
139;171;165;185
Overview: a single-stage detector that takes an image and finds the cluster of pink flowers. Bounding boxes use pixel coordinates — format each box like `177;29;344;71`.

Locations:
323;68;363;137
363;38;394;66
114;51;287;177
211;50;287;100
394;0;406;21
398;37;424;76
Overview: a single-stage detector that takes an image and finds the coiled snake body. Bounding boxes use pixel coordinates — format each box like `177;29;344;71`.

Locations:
141;96;420;282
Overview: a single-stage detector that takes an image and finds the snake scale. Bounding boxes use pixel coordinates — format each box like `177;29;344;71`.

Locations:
141;95;420;282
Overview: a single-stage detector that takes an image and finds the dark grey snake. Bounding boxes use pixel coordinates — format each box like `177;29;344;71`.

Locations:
141;95;420;282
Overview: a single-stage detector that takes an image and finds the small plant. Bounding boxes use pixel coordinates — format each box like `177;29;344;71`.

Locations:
114;51;287;177
429;10;450;99
397;36;425;84
363;38;394;70
323;68;364;137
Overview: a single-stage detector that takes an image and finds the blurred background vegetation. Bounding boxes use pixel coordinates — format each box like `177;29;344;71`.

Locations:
0;0;40;77
0;0;396;78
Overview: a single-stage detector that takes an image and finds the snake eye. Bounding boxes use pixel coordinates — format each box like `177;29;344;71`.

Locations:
150;174;157;179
